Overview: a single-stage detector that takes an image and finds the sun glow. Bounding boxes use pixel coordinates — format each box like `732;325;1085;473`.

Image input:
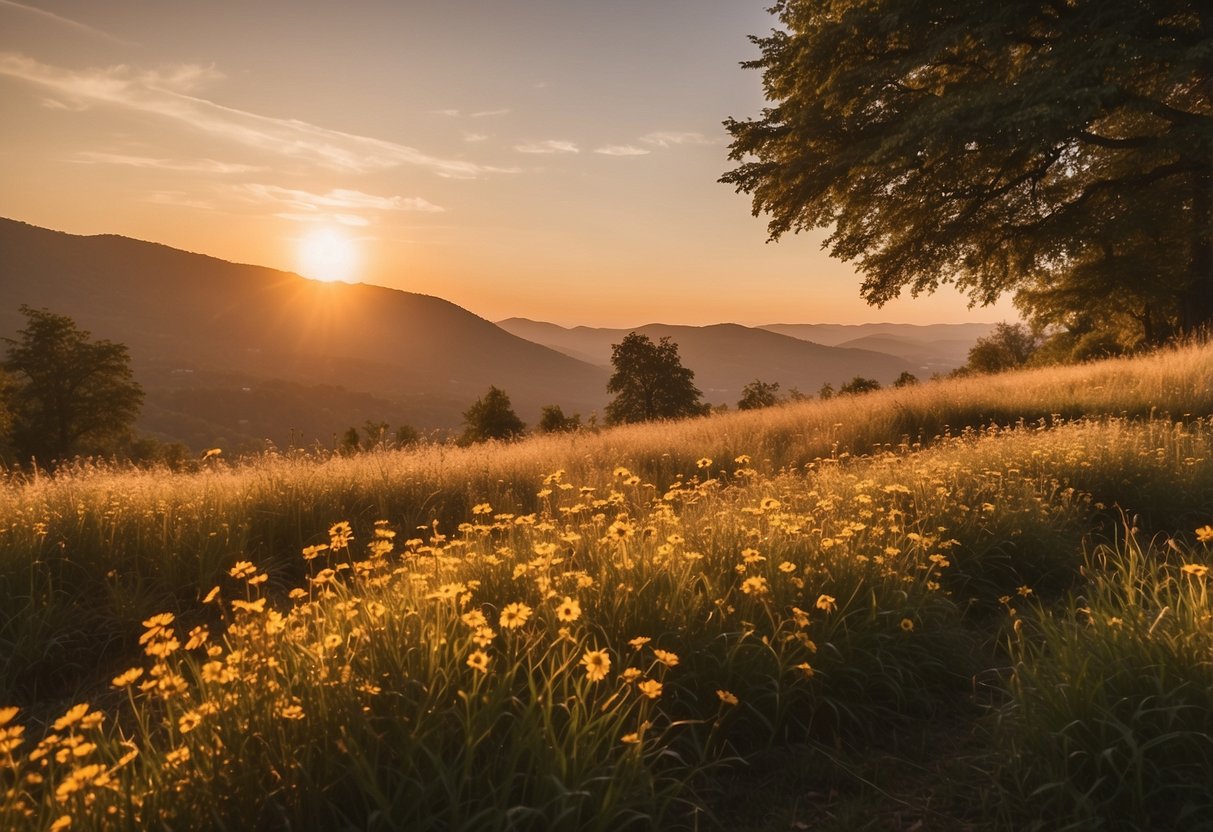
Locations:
297;227;360;283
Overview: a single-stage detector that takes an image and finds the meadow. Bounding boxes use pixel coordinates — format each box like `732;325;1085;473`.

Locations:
2;342;1213;831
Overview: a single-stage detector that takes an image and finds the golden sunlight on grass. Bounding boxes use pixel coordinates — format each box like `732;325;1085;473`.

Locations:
296;226;360;283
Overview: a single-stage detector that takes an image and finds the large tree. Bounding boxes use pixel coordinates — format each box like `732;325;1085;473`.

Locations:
723;1;1213;337
605;333;707;424
3;306;144;464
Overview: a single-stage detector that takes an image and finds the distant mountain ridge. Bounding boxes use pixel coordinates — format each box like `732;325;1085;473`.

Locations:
1;217;994;452
495;318;953;398
0;218;607;450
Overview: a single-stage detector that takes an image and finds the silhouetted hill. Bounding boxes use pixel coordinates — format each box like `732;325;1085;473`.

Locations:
496;318;914;400
0;218;608;450
760;322;996;360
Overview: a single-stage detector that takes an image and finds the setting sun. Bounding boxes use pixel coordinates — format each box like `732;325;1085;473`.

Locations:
297;227;360;283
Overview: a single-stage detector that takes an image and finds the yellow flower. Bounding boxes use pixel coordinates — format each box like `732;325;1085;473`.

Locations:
621;667;642;683
50;816;72;832
621;732;641;744
795;662;815;678
112;668;144;688
178;710;203;734
202;585;221;604
323;634;343;650
581;649;611;682
1181;563;1209;578
52;703;90;732
900;618;915;632
473;626;496;647
232;598;266;614
279;705;306;720
637;679;663;699
815;594;836;613
716;689;739;705
628;636;651;649
741;576;769;596
467;650;490;674
1196;525;1213;543
165;746;191;766
0;706;17;726
555;596;581;623
461;609;487;628
185;626;209;651
228;561;256;580
499;602;533;629
653;649;679;668
696;457;713;469
760;498;782;511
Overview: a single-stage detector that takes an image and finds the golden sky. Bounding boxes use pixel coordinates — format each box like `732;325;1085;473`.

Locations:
0;0;1017;327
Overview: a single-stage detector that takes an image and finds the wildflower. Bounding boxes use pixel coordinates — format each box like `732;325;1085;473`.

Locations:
638;679;663;699
301;543;329;561
232;598;266;614
329;521;354;549
50;816;72;832
472;626;496;647
461;609;487;628
112;667;144;688
815;594;837;613
760;498;782;511
178;711;203;734
581;649;611;682
696;457;713;469
185;626;209;651
621;667;642;683
653;649;679;668
555;596;581;623
741;576;769;597
0;706;17;726
472;503;493;515
607;520;635;541
228;560;256;580
628;636;651;649
778;561;796;573
794;662;815;678
52;704;90;732
1016;585;1034;597
202;586;221;604
466;650;490;674
741;548;765;563
1181;563;1209;578
165;746;191;766
621;732;641;744
499;602;533;629
279;705;305;720
1196;525;1213;543
900;618;915;632
716;689;739;705
323;634;343;650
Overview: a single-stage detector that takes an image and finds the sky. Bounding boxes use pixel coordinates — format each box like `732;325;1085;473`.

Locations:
0;0;1018;327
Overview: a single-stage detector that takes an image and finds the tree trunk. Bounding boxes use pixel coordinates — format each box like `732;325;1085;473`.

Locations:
1181;168;1213;336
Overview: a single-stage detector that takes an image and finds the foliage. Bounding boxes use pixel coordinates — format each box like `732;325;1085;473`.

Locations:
2;306;144;465
737;379;782;410
838;376;880;395
538;404;582;434
723;0;1213;338
967;322;1042;374
892;371;918;388
604;333;707;425
461;385;526;444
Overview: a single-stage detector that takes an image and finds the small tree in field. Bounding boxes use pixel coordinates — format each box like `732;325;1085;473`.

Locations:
737;379;782;411
893;371;919;388
538;405;581;434
605;333;707;425
967;322;1041;374
461;386;525;444
3;306;143;464
839;377;881;395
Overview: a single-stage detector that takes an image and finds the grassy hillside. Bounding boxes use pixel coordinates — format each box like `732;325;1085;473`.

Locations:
1;342;1212;830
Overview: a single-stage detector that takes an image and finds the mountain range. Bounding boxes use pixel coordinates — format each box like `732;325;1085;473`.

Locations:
0;218;995;451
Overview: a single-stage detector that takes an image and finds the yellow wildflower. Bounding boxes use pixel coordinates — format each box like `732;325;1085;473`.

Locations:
638;679;663;699
815;594;836;612
467;650;490;674
499;602;533;629
581;649;611;682
555;596;581;623
716;689;739;705
653;649;679;668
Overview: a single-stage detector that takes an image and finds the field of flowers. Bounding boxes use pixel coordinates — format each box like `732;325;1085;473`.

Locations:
2;342;1213;830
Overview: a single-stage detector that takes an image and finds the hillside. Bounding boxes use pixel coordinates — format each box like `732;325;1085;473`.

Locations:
496;318;914;398
760;322;997;371
0;218;608;448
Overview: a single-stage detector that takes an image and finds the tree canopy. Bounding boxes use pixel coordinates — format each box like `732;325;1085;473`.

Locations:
723;1;1213;341
3;306;144;464
737;379;782;410
605;333;707;425
461;386;526;444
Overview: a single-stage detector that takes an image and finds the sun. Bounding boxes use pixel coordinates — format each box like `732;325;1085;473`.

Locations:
296;227;360;283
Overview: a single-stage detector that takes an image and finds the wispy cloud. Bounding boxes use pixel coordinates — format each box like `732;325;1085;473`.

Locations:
463;132;489;143
0;53;498;178
230;183;444;216
515;139;579;155
437;107;511;118
74;151;261;174
640;131;712;148
0;0;131;45
593;144;650;157
145;191;218;211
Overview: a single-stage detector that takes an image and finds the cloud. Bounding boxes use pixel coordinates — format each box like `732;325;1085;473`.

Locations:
230;184;444;214
74;151;260;174
0;0;131;45
463;132;489;143
514;139;579;154
276;212;370;227
0;53;497;178
593;144;650;157
437;107;510;119
640;131;712;148
145;191;218;211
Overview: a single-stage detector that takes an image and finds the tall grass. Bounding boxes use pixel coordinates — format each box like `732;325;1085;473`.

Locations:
1;342;1213;829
